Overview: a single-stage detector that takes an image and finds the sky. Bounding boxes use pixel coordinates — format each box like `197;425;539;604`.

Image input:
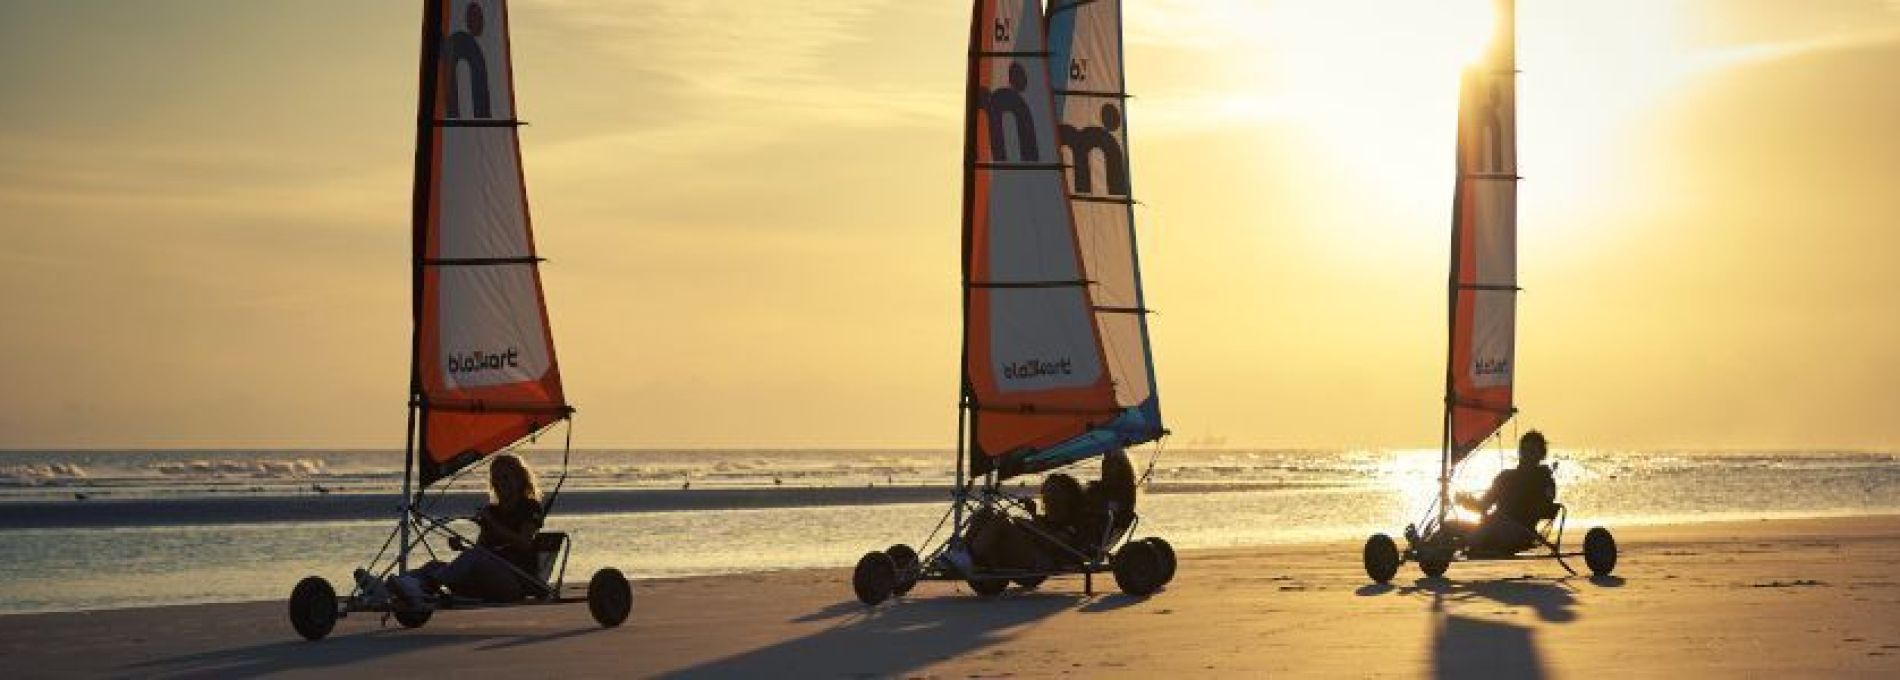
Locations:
2;0;1898;451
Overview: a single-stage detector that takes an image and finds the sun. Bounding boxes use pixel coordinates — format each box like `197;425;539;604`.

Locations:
1250;0;1495;200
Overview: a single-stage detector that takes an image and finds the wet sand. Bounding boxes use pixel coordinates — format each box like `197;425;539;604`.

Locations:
2;515;1896;678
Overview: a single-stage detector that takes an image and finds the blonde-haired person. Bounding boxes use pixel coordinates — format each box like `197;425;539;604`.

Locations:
392;454;546;606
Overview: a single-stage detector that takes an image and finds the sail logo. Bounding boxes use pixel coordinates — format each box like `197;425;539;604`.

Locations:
1059;103;1128;196
1473;357;1511;377
977;63;1040;162
442;2;494;119
1069;58;1089;83
447;347;521;375
993;17;1014;43
1003;357;1074;381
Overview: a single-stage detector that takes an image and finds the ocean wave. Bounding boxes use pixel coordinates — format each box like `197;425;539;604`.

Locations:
0;463;90;486
150;459;326;478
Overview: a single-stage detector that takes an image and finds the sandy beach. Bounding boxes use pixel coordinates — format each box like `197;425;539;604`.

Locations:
1;514;1893;678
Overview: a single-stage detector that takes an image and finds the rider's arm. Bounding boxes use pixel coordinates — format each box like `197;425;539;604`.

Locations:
475;503;541;551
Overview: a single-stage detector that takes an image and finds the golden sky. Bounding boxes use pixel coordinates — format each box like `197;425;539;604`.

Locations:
2;0;1898;450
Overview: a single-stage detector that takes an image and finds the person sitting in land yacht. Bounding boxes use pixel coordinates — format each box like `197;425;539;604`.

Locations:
1436;430;1560;555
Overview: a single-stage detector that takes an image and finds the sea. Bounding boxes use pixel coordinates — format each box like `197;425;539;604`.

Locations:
1;447;1896;614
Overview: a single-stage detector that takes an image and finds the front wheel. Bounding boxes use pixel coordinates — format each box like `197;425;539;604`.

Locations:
967;577;1009;597
1583;527;1618;576
288;576;339;641
853;551;897;606
588;567;633;627
393;608;433;629
1112;540;1165;597
1363;534;1401;583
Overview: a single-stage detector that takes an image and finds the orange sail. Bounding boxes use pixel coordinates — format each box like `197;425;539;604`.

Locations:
411;0;568;486
962;0;1120;479
1444;0;1518;465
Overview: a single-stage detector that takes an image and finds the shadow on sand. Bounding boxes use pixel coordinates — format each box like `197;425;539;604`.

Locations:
127;629;503;679
1363;575;1617;680
669;589;1086;679
128;621;617;678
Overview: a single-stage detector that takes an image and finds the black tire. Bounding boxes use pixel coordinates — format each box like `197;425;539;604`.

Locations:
1418;551;1451;579
885;544;920;596
853;551;897;606
1363;534;1401;584
1012;575;1047;590
1112;540;1164;597
588;567;633;628
393;608;433;629
1144;537;1178;585
1583;527;1618;576
967;576;1009;597
288;576;338;641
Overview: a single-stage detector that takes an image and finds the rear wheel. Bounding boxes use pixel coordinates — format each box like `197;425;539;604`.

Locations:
1112;540;1165;596
1363;534;1401;583
885;544;920;596
1583;527;1618;576
392;607;433;629
1418;549;1451;579
588;567;633;627
1144;537;1178;585
853;551;897;606
288;576;338;641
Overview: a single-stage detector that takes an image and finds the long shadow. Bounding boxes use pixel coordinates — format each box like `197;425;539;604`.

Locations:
1433;613;1543;679
1404;576;1593;680
1400;576;1581;623
128;629;504;679
666;591;1075;679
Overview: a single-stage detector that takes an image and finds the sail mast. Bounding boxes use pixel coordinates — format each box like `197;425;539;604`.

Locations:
401;0;448;568
956;0;983;526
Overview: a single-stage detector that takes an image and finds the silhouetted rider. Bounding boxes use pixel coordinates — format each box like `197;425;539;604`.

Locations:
1447;430;1557;553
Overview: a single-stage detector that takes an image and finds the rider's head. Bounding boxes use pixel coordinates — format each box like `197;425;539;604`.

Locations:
1518;430;1548;467
489;454;541;505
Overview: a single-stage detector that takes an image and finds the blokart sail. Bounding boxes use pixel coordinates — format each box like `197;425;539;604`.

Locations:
411;0;571;487
1032;0;1166;472
963;0;1122;481
1441;0;1518;467
286;0;628;642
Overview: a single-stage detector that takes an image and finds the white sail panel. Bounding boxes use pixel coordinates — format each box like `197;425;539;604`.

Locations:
1052;0;1155;410
436;266;552;390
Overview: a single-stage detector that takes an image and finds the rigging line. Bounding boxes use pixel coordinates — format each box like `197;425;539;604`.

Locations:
544;417;575;515
1137;435;1167;488
362;519;405;577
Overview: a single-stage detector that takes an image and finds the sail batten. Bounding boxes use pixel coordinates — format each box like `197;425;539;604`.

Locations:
1443;0;1519;466
411;0;566;487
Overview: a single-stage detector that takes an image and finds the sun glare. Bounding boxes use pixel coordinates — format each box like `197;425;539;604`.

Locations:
1248;0;1494;199
1194;0;1689;255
